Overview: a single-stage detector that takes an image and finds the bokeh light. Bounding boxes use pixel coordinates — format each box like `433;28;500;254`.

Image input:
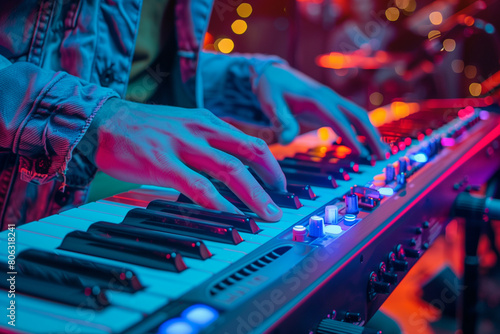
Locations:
395;0;410;10
428;30;441;40
231;20;247;35
429;11;443;25
386;7;400;21
464;65;477;79
216;38;234;54
469;83;482;96
442;39;456;52
451;59;464;73
369;92;384;106
237;3;252;18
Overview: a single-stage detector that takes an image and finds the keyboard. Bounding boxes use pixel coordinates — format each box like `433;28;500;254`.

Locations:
1;104;500;334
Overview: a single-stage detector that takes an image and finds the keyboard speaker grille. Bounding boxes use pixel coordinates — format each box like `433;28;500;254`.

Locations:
209;246;292;295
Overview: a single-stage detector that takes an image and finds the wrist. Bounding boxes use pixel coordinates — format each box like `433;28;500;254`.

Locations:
76;97;120;166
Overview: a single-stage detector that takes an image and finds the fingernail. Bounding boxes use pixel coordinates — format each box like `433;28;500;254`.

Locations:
266;202;281;216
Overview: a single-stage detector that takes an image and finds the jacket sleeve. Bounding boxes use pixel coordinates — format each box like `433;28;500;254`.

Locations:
198;51;286;122
0;55;119;184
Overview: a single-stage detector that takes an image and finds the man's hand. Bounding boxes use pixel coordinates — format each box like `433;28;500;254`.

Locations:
228;63;388;159
82;98;286;221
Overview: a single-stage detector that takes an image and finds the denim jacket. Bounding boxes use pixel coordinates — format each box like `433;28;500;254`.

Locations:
0;0;283;229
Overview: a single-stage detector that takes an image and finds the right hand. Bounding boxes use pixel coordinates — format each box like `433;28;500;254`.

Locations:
80;98;286;221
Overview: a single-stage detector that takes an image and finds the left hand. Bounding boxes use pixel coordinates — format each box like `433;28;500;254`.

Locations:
224;63;388;159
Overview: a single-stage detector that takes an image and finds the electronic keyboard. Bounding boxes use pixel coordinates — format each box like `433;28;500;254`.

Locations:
1;103;500;334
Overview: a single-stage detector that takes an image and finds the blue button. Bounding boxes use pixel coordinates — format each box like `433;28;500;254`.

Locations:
157;318;198;334
182;304;219;327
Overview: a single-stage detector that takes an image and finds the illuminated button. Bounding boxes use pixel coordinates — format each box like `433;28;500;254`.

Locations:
157;318;198;334
412;153;428;163
397;172;406;185
324;205;338;224
182;304;218;327
292;225;307;242
308;216;325;238
373;174;386;187
344;214;357;226
324;225;342;235
379;187;394;196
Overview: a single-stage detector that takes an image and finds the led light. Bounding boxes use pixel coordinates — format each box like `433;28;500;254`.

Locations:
412;153;428;163
157;319;198;334
344;214;356;222
485;23;495;34
441;137;455;147
379;187;394;196
480;110;490;120
324;225;342;235
182;305;219;326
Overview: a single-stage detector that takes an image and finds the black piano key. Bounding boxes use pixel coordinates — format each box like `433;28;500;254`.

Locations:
283;157;360;174
280;167;338;188
0;264;109;310
122;208;243;245
59;231;188;272
17;249;143;292
278;159;350;180
245;169;313;201
87;222;212;260
146;200;261;234
287;184;316;200
208;177;303;210
214;185;303;210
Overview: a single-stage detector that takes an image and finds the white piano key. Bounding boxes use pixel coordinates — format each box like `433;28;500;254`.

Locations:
0;297;109;333
0;230;209;299
60;208;123;223
0;291;143;333
183;258;231;273
209;248;247;262
79;202;133;217
105;290;168;314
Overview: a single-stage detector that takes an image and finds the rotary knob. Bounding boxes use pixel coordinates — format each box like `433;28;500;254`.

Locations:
379;262;397;284
398;157;408;173
385;164;395;182
368;272;390;301
292;225;307;242
316;318;381;334
309;216;325;238
388;251;408;272
345;194;359;215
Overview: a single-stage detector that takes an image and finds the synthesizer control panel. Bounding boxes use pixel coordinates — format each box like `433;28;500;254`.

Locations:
1;107;500;334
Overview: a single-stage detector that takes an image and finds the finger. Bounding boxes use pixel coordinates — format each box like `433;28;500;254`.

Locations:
289;94;369;157
204;127;287;192
338;98;389;160
155;160;241;215
259;91;300;145
179;147;283;222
